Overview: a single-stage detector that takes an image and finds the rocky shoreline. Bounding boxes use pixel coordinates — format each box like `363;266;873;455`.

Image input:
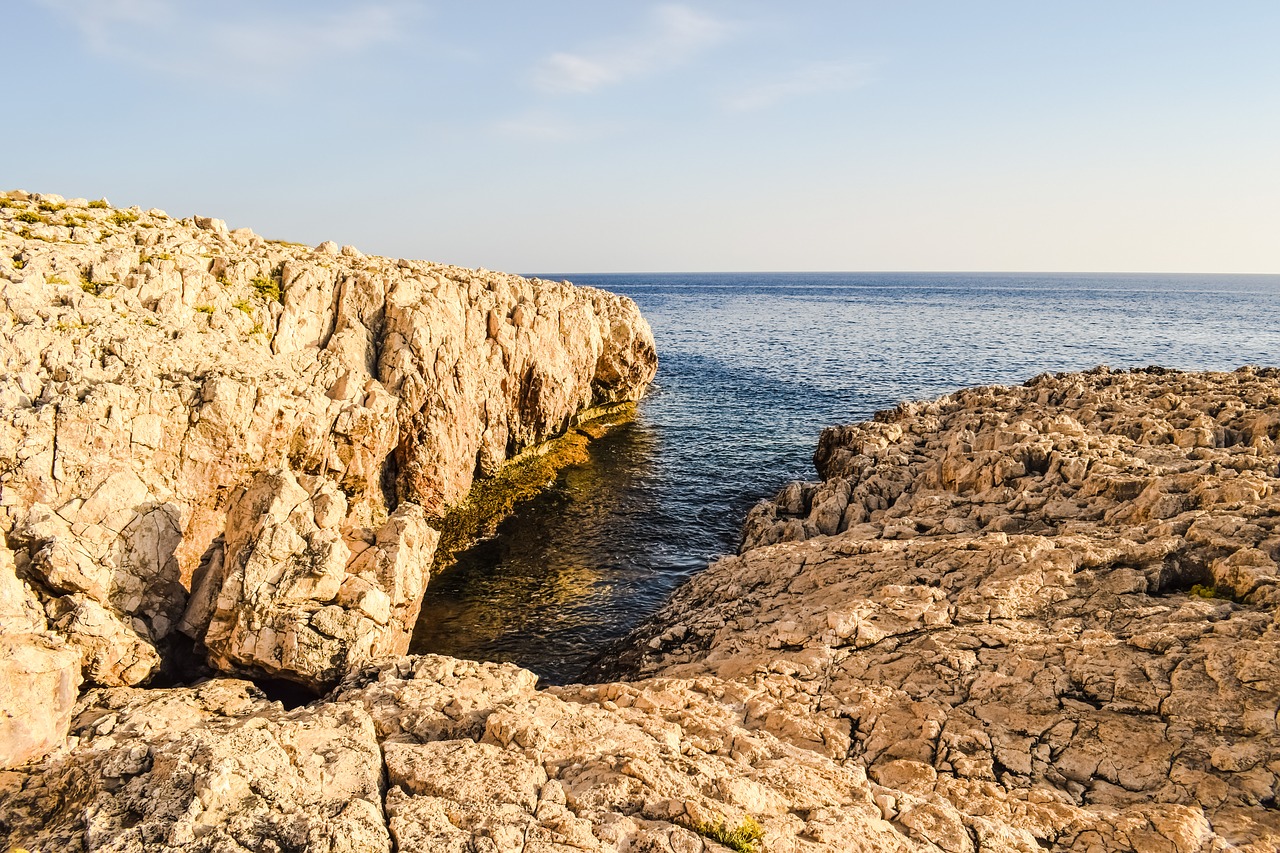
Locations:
2;191;1279;852
0;189;655;754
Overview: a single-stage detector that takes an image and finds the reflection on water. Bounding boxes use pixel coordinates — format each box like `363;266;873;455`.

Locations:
411;421;679;683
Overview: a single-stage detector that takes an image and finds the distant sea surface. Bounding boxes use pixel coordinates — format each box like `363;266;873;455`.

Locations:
410;272;1280;682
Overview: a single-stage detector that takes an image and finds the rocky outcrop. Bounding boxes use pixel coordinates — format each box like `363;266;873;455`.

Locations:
5;190;1278;851
604;366;1280;850
0;190;654;746
0;678;390;852
191;469;439;687
0;541;81;768
7;367;1278;851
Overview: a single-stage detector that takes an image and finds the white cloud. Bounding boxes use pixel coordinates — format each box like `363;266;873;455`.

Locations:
213;5;403;68
37;0;408;84
724;60;870;112
533;4;730;94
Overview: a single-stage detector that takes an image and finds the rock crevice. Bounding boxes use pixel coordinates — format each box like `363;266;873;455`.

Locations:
0;190;656;715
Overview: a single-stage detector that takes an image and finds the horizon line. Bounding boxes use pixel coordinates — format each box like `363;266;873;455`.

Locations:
524;269;1280;278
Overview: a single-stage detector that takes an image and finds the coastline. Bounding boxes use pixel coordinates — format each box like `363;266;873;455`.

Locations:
5;363;1278;851
2;190;1278;852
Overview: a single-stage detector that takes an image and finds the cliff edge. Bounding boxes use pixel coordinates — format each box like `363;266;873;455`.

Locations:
2;192;1277;853
0;190;655;762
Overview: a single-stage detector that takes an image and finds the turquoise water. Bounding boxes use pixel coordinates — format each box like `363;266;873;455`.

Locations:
410;272;1280;682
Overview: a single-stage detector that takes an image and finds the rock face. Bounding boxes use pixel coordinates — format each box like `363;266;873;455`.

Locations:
0;541;81;768
607;366;1280;850
0;678;391;852
0;190;654;747
4;193;1278;851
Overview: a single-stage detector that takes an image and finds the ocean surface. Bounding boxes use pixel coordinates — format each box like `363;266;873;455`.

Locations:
410;272;1280;683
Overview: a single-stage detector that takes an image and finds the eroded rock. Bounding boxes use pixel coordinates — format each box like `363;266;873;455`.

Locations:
0;189;656;698
0;679;389;852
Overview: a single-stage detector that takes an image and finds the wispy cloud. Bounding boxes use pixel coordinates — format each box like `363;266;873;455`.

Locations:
37;0;408;84
533;4;730;95
724;60;871;112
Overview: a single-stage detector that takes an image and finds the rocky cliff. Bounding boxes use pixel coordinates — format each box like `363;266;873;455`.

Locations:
2;193;1277;852
0;190;655;763
5;366;1277;852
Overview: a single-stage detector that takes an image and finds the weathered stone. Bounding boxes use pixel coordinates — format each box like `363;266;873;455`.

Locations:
0;635;81;769
0;681;389;852
605;367;1280;851
0;190;656;693
0;541;82;768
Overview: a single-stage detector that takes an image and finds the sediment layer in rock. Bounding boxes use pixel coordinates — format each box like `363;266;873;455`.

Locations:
0;188;655;729
6;366;1278;852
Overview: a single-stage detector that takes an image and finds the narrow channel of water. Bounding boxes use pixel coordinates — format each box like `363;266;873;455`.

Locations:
410;272;1280;683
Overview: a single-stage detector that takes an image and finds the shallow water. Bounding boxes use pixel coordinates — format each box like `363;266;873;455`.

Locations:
410;272;1280;683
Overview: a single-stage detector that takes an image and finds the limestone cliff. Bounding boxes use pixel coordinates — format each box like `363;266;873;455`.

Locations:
0;189;655;728
5;367;1277;853
4;190;1278;852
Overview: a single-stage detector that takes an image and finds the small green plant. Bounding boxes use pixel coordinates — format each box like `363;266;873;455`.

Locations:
195;304;215;314
682;816;764;853
1189;584;1238;602
0;198;13;209
216;274;231;286
11;254;24;269
88;199;110;209
250;275;281;302
48;274;69;285
109;210;139;226
15;211;45;224
250;321;265;336
232;299;254;314
142;317;159;327
38;201;67;213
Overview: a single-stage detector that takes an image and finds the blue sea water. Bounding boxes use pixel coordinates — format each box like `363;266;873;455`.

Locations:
410;272;1280;683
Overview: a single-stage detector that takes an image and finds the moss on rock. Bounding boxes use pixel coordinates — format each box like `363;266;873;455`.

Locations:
429;402;636;568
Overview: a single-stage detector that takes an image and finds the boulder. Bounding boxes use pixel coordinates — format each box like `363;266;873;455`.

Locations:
0;542;82;768
193;469;438;689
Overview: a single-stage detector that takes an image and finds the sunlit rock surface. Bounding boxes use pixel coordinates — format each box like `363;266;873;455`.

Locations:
606;366;1280;851
3;190;1277;851
0;189;654;736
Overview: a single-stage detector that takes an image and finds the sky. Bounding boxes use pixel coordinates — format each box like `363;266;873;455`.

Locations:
4;1;1279;274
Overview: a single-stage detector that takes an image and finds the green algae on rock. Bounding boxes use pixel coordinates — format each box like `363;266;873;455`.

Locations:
428;402;639;569
0;187;656;723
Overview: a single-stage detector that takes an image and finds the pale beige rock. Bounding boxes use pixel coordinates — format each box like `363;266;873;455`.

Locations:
192;469;440;689
0;635;81;768
47;594;159;686
609;366;1280;851
0;190;655;693
0;680;389;852
0;541;82;768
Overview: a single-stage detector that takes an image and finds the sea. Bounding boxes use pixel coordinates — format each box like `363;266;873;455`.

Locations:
409;272;1280;683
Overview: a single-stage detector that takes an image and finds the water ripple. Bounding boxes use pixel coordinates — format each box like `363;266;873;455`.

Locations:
411;272;1280;683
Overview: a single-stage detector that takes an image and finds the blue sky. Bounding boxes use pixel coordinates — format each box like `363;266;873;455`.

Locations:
5;1;1278;273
